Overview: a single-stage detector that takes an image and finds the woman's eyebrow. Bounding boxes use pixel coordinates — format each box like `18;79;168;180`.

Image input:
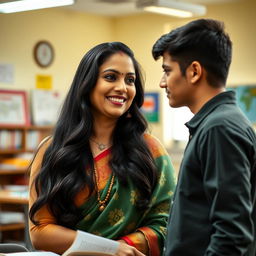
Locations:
102;69;135;76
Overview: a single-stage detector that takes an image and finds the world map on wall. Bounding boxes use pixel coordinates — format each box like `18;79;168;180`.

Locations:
230;86;256;123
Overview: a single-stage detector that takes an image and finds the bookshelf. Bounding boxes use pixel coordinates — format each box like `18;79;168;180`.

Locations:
0;125;52;248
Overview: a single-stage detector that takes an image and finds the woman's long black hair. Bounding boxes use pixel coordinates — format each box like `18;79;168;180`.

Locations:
29;42;158;228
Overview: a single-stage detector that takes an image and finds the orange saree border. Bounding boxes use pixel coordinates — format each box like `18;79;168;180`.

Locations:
137;227;160;256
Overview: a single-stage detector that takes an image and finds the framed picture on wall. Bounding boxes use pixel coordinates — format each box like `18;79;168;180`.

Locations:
0;89;30;126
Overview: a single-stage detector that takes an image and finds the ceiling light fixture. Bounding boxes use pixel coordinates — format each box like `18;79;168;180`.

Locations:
0;0;75;13
136;0;206;18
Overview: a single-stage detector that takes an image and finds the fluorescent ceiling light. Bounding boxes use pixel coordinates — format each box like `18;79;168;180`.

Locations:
136;0;206;18
0;0;75;13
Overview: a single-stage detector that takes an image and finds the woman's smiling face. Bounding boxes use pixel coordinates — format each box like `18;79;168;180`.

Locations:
90;52;136;121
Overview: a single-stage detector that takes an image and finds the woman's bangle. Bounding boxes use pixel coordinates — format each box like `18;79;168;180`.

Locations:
119;236;136;247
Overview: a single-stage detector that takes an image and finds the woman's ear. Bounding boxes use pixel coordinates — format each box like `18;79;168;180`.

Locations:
187;61;202;84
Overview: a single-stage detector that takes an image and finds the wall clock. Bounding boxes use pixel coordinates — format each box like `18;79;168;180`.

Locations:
34;40;54;68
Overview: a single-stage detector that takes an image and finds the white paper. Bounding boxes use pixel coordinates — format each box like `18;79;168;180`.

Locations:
63;230;119;256
0;252;59;256
31;89;62;125
0;231;119;256
0;63;14;84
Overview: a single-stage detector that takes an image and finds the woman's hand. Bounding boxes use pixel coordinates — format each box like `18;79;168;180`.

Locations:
115;240;146;256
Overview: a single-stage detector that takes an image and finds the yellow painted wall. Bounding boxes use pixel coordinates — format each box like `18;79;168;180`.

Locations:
0;8;113;93
0;0;255;142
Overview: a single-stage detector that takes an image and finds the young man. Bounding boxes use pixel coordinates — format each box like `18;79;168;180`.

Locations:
152;19;256;256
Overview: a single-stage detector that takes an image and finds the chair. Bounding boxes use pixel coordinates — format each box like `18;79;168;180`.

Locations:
0;243;29;253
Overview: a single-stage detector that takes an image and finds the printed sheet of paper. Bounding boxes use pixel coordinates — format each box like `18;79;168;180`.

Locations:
0;252;59;256
62;230;119;256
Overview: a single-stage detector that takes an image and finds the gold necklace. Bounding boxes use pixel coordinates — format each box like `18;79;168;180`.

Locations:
90;138;110;151
94;168;115;211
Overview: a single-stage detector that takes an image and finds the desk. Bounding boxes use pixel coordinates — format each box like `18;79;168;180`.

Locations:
0;189;31;250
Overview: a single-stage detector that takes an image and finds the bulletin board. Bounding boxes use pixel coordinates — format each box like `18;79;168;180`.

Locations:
141;92;159;123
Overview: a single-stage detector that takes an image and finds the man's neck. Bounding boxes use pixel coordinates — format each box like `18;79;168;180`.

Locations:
189;86;226;114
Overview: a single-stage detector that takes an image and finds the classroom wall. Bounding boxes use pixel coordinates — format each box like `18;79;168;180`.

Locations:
0;9;114;92
0;0;255;143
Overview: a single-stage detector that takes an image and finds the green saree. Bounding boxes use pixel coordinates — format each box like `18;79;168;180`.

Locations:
76;134;176;255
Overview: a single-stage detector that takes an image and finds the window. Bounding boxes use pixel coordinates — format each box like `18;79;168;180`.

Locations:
162;93;193;146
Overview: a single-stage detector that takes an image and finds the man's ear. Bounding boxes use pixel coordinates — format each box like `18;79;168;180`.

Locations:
187;61;202;84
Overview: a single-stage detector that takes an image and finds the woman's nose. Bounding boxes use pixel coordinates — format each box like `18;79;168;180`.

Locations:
114;79;127;92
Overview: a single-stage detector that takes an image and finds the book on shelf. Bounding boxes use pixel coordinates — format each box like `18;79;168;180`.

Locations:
0;130;22;150
0;230;119;256
0;211;25;224
0;153;32;171
0;186;29;200
26;130;41;151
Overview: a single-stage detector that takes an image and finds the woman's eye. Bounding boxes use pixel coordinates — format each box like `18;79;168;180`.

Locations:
125;77;135;85
104;74;116;81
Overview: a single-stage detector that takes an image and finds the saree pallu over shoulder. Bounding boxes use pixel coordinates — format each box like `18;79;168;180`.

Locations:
76;134;176;255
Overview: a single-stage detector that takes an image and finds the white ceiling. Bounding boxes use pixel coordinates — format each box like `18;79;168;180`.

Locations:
64;0;241;16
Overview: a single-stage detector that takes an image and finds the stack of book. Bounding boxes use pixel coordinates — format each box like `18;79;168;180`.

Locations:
0;130;22;150
0;211;25;224
0;153;33;171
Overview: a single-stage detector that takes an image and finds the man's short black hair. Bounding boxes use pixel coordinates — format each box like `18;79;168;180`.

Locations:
152;19;232;87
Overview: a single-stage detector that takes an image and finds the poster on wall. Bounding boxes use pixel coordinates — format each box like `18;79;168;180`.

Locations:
0;63;14;84
229;85;256;123
31;89;62;125
36;74;52;89
0;89;30;126
141;92;159;122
